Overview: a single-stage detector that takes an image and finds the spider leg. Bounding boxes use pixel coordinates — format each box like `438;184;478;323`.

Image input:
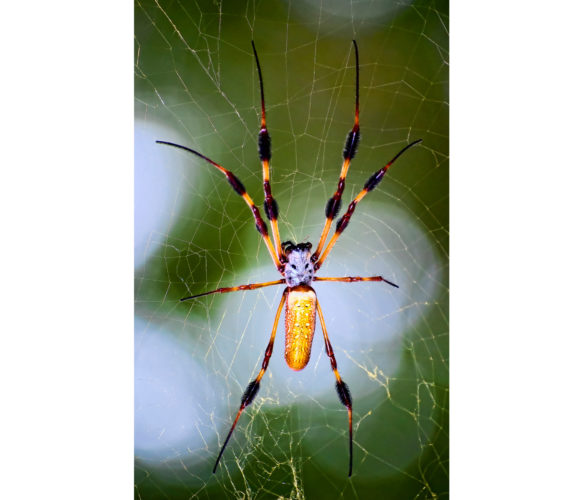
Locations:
252;41;284;263
315;299;353;477
180;279;286;301
156;140;284;273
314;275;398;288
213;288;288;473
313;40;360;262
314;139;422;270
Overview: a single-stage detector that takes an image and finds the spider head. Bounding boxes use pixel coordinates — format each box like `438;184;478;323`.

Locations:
282;241;314;286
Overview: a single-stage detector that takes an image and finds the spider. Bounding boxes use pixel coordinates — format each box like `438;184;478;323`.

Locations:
157;40;421;477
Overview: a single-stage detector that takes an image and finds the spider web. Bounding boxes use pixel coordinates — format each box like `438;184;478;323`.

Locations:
134;0;448;498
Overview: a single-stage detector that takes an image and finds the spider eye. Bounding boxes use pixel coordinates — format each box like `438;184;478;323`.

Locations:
304;263;309;269
291;264;297;270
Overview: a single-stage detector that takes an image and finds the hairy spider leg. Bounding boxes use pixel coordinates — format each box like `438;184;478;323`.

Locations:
252;41;284;263
314;139;422;270
156;140;284;273
180;279;286;302
314;275;398;288
312;40;361;262
316;299;353;477
213;288;289;473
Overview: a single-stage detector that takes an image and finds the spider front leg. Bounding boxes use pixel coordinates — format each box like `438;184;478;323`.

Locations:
316;299;353;477
312;40;361;262
252;41;284;263
213;288;288;473
156;140;284;273
315;139;422;270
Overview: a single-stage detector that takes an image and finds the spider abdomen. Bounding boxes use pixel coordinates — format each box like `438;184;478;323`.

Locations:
284;285;317;371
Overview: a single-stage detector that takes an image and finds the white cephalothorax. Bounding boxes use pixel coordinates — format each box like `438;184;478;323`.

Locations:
283;242;314;286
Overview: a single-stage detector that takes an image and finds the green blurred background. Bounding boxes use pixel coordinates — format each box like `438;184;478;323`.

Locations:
135;0;448;498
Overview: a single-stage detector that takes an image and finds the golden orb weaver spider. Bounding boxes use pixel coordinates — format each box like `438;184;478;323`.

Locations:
157;40;421;477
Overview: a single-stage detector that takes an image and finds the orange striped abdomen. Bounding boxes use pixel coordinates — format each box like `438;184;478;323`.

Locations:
284;285;317;371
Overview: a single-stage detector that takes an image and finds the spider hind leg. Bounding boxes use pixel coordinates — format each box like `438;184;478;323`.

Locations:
213;289;288;473
316;299;354;477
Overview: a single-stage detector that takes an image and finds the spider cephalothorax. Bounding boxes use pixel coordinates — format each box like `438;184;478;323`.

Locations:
282;241;314;286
